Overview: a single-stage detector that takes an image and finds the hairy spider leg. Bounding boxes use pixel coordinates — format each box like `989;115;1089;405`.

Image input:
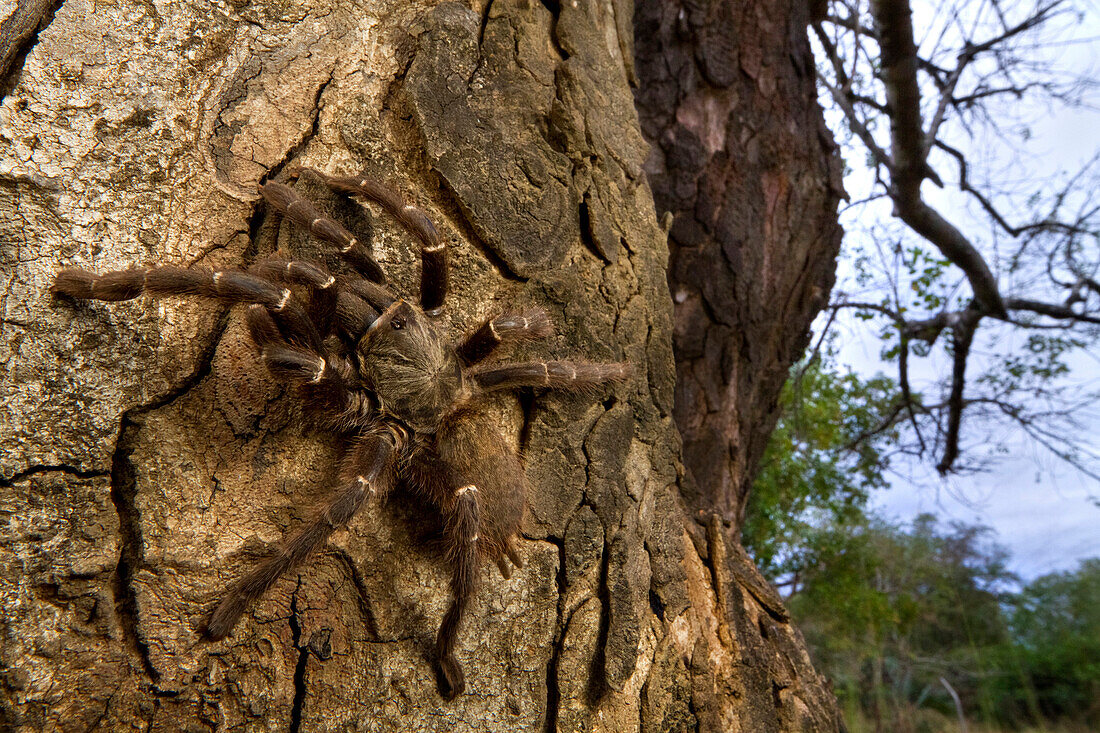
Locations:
52;263;379;420
60;263;327;354
401;405;529;698
504;538;523;571
341;276;396;312
235;268;382;429
332;289;380;340
492;539;525;579
207;429;400;640
247;258;339;339
52;265;326;349
435;480;481;700
297;168;448;316
245;305;379;431
54;265;288;305
455;308;553;364
260;181;387;284
469;360;631;395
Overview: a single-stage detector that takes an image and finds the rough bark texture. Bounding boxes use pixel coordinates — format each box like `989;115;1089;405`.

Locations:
634;0;846;527
1;0;841;730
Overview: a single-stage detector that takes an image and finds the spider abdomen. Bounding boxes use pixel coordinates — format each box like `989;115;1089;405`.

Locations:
407;408;526;563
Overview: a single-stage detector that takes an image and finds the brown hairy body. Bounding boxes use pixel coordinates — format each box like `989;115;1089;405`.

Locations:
51;167;628;699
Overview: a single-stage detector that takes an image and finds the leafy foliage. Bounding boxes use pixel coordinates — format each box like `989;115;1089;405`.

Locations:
979;560;1100;727
743;358;899;579
785;514;1014;726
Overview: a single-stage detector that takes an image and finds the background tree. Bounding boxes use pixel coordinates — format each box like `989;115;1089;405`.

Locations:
814;0;1100;476
1;0;846;729
635;0;846;530
787;514;1015;730
981;559;1100;728
746;359;1100;730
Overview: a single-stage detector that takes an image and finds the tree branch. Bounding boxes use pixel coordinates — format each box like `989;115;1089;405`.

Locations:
871;0;1008;317
937;309;980;473
1004;297;1100;325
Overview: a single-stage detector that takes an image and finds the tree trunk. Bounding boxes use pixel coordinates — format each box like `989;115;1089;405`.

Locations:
634;0;846;529
1;0;842;730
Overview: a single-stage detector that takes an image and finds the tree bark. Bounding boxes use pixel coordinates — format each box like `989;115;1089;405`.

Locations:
634;0;846;529
1;0;842;730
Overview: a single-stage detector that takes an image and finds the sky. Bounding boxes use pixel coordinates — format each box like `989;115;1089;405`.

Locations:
818;0;1100;582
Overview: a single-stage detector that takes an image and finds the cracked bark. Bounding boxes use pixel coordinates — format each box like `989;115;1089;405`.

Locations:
3;0;840;730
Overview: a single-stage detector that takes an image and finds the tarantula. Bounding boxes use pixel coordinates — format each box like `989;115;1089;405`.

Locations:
52;168;628;699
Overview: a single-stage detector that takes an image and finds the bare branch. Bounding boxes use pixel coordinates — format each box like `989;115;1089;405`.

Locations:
933;140;1024;236
950;82;1043;108
813;23;894;169
1004;297;1100;325
819;77;894;169
936;141;1100;244
827;300;906;324
985;399;1100;483
898;334;927;453
823;13;878;37
937;310;980;474
871;0;1008;317
962;1;1065;58
844;400;910;452
823;0;1099;478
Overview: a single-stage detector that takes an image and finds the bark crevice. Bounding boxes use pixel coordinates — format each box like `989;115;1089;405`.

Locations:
542;534;565;733
0;0;64;101
288;577;309;733
108;310;231;685
110;414;158;683
267;70;334;186
0;463;108;487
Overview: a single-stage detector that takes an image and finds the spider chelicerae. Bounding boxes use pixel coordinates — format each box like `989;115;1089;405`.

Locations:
52;167;629;699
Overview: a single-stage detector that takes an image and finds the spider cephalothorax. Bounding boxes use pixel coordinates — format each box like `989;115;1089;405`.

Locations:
52;167;628;699
359;299;466;432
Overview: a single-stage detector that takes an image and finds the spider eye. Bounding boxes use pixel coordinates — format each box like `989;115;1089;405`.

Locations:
391;316;406;330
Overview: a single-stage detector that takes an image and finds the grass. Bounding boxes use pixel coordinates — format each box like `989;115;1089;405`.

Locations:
841;707;1094;733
